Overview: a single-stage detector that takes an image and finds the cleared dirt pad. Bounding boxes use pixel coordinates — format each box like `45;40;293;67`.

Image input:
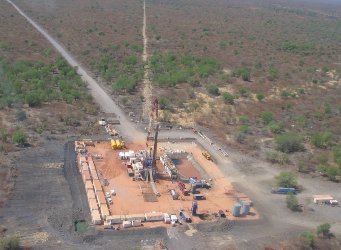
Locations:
82;140;258;228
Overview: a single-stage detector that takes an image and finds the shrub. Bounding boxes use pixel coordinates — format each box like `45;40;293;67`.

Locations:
275;171;297;188
301;231;315;248
316;223;331;237
268;66;279;80
25;91;42;107
333;145;341;166
276;132;304;153
256;92;265;101
222;92;235;104
286;193;300;211
239;125;249;134
159;97;170;110
266;151;289;165
268;121;284;134
0;236;20;250
326;166;338;181
233;67;250;81
261;111;274;125
239;88;248;97
0;128;9;142
207;84;220;96
239;115;249;125
12;130;27;146
311;131;333;148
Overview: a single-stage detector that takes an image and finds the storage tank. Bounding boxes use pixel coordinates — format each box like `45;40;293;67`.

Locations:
241;202;250;215
232;203;242;217
192;201;198;216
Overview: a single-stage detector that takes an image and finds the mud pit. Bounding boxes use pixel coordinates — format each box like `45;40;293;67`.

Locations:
79;140;258;228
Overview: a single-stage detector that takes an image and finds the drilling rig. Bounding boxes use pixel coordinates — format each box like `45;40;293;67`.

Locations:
145;98;160;196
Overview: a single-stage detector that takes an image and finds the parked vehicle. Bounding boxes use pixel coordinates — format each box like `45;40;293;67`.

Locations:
107;197;113;205
202;151;212;161
170;214;178;225
105;192;111;198
170;189;179;200
179;211;191;222
111;189;116;196
271;187;296;194
99;118;107;126
193;194;206;200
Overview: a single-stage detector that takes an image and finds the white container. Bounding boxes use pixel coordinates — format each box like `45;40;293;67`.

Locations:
164;213;171;224
145;212;164;222
122;221;132;228
132;220;142;227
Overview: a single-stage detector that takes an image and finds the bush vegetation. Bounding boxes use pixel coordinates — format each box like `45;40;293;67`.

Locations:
275;171;298;188
12;130;27;146
233;67;251;81
311;131;333;148
286;193;300;211
0;236;20;250
317;223;331;237
276;132;304;153
223;92;235;104
206;84;220;96
0;57;89;109
261;111;274;125
149;53;220;87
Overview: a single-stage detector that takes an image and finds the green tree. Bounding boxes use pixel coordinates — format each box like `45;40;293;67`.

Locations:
222;92;235;104
12;130;27;146
275;171;297;188
0;236;20;250
311;131;333;149
286;193;300;211
276;132;304;153
317;223;331;237
261;111;274;125
301;231;315;248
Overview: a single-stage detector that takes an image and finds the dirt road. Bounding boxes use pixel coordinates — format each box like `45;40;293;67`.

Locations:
142;0;153;120
6;0;341;249
6;0;143;143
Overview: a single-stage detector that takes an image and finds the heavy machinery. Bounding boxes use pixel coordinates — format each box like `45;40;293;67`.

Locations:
202;151;212;161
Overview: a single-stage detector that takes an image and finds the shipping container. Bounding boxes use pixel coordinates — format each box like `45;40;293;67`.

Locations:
131;220;142;227
145;212;164;222
179;211;191;222
96;191;107;205
90;169;99;180
87;189;96;200
106;215;125;225
91;209;102;225
122;221;132;228
82;170;91;183
85;180;93;191
100;204;110;219
93;179;102;192
88;198;98;211
164;213;171;224
125;214;146;221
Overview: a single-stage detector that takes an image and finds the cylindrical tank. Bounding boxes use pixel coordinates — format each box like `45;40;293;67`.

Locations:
192;201;198;216
241;203;250;215
232;203;242;217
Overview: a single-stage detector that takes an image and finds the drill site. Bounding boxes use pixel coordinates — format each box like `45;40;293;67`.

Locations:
74;99;257;230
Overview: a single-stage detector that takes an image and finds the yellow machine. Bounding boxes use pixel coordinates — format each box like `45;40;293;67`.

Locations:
202;151;212;161
111;139;117;149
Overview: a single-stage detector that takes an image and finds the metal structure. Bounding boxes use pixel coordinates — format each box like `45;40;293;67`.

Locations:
145;98;160;196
